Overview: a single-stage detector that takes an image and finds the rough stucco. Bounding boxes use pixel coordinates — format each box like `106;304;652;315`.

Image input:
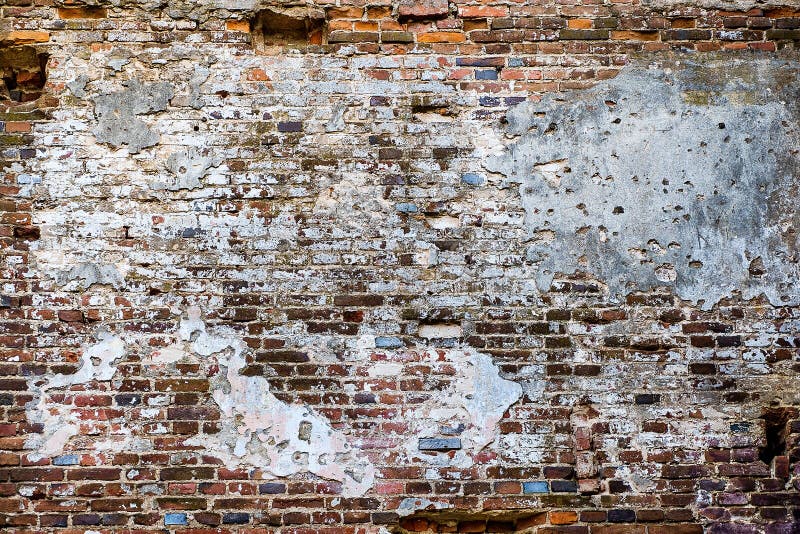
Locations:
92;79;174;153
485;57;800;309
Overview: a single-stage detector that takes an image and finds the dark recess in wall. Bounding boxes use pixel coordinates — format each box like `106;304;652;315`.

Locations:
251;7;325;50
759;406;795;465
0;45;48;103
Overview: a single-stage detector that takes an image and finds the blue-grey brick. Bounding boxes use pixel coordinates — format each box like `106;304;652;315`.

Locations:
522;481;549;494
461;173;484;186
53;454;80;466
418;437;461;451
223;512;250;524
259;482;286;494
375;336;404;348
164;513;187;526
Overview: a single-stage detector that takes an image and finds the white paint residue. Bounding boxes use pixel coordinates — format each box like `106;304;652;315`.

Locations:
26;333;126;459
181;308;375;496
402;347;522;467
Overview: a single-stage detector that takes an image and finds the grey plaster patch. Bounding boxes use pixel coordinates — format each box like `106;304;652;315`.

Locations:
92;79;174;154
67;74;88;98
106;48;132;72
159;145;222;191
57;262;125;290
485;56;800;309
187;66;211;110
326;104;346;132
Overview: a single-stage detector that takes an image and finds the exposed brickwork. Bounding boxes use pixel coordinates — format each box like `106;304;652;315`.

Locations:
1;0;799;532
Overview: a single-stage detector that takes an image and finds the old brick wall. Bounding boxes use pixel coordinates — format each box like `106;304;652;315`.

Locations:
1;0;800;532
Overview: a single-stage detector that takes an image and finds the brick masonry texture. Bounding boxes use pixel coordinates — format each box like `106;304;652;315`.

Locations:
1;0;800;532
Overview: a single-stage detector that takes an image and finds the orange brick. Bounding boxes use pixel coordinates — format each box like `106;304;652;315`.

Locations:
568;19;593;29
5;122;31;133
226;20;250;32
354;21;379;31
246;68;270;81
549;511;578;525
500;69;525;80
460;6;508;18
418;31;466;43
57;7;107;19
671;17;696;28
1;31;50;44
611;30;660;40
367;6;392;19
328;20;353;31
327;6;363;19
464;19;487;31
380;20;405;31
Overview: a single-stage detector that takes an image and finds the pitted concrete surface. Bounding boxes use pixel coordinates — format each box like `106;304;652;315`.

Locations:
486;57;800;309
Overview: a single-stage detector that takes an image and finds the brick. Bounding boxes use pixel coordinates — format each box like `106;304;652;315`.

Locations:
57;7;107;19
418;437;461;451
381;32;414;43
328;31;379;43
607;509;636;522
418;32;466;43
398;0;449;20
611;30;660;40
549;511;577;525
160;467;215;481
766;29;800;38
559;29;610;39
0;31;50;44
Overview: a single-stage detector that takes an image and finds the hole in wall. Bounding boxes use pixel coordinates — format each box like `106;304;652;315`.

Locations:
758;406;795;466
251;7;325;51
395;511;548;534
0;45;49;104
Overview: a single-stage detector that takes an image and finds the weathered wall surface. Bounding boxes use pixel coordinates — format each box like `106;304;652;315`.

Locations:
1;0;800;532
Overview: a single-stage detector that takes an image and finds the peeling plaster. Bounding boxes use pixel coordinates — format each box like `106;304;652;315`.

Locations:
56;262;126;290
400;347;522;468
180;308;376;496
25;333;126;459
159;145;223;191
397;497;453;517
92;78;174;153
485;57;800;309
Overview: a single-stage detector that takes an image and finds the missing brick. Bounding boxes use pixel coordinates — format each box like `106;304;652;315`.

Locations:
394;511;548;533
251;6;325;51
0;46;48;104
758;406;796;466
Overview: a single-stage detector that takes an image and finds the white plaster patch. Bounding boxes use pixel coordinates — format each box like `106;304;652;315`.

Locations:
397;497;453;517
400;347;523;467
418;324;462;339
25;333;126;459
181;308;375;496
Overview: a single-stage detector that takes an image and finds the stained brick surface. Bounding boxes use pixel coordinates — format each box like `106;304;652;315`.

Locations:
1;0;800;532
